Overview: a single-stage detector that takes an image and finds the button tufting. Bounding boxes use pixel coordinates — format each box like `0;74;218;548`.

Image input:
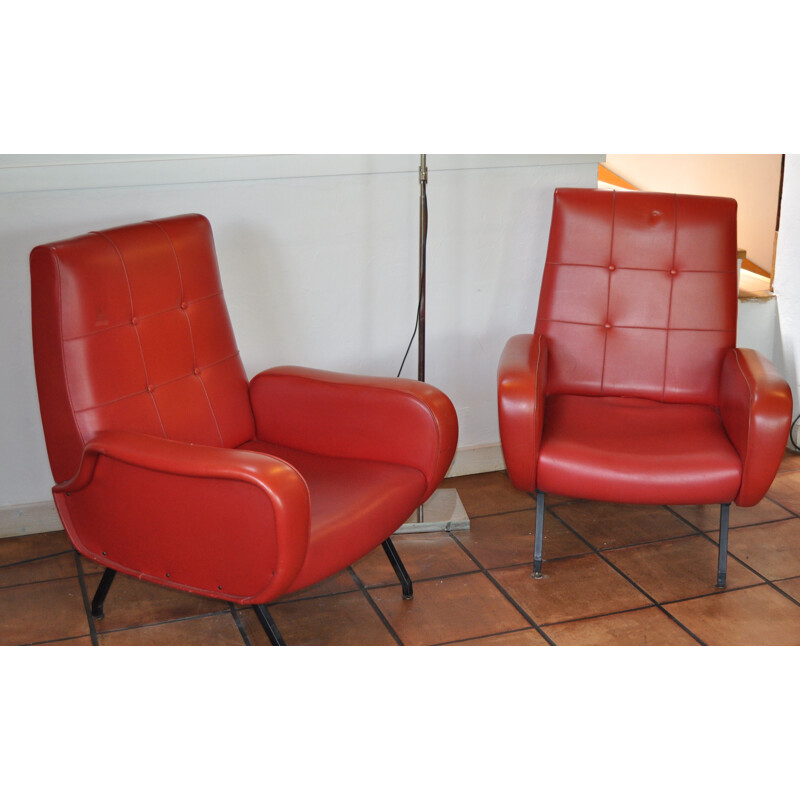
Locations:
194;368;201;376
147;384;155;393
181;301;188;309
670;269;678;275
604;323;612;329
608;264;616;271
131;317;138;325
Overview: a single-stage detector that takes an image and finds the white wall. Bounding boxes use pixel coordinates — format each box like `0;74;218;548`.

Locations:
774;154;800;424
605;154;783;273
0;154;600;533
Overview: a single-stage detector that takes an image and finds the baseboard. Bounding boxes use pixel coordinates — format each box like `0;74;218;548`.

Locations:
446;443;506;478
0;444;505;539
0;500;61;539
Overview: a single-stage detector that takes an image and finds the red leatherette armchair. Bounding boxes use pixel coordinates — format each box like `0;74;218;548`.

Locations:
498;188;792;587
30;214;458;644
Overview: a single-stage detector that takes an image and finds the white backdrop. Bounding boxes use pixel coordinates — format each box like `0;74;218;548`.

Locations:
0;154;601;526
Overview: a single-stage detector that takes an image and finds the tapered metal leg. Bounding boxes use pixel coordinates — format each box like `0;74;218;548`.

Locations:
253;604;286;646
382;537;413;599
716;503;730;588
91;568;116;619
533;491;545;578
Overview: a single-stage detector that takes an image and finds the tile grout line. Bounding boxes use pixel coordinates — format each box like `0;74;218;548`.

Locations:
544;503;708;645
91;609;234;637
229;604;253;645
663;503;800;610
0;549;74;571
445;529;558;645
346;566;405;645
434;626;544;646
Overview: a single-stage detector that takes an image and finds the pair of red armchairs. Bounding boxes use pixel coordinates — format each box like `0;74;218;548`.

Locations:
30;189;792;645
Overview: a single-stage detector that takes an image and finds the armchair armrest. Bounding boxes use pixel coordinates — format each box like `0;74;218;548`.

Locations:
249;366;458;502
498;334;549;492
54;431;310;605
719;348;793;507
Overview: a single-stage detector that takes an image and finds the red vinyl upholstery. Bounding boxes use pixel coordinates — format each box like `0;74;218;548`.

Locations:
498;189;792;579
31;214;458;609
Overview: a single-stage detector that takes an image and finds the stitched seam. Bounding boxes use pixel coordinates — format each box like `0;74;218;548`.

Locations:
547;261;716;273
69;353;243;414
52;248;87;455
600;191;616;394
538;318;733;333
95;231;167;438
60;290;225;342
661;194;679;402
150;220;225;447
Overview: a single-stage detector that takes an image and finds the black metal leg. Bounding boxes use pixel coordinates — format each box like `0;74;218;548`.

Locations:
253;604;286;646
382;537;413;599
716;503;730;588
533;491;545;578
91;568;116;619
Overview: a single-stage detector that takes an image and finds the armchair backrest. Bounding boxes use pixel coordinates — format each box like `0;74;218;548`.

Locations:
535;188;738;406
31;214;255;484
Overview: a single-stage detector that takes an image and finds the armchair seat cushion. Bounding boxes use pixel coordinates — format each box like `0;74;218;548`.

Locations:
537;395;742;505
237;440;426;593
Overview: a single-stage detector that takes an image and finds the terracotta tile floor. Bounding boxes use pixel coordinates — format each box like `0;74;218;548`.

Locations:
3;448;800;646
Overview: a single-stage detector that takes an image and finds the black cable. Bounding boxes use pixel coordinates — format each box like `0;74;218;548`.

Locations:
397;183;428;378
791;412;800;452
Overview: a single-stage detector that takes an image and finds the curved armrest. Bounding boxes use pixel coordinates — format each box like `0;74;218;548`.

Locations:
55;431;310;605
719;348;793;506
498;334;549;492
249;366;458;502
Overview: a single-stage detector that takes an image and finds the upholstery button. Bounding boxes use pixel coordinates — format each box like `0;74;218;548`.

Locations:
194;368;201;376
131;317;138;325
147;384;155;393
670;269;678;275
181;301;188;309
608;264;616;271
604;323;612;329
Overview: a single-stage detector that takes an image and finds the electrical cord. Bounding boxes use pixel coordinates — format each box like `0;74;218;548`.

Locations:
791;413;800;452
397;181;428;378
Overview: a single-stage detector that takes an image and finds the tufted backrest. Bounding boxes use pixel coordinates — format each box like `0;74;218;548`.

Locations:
535;188;738;406
31;214;256;484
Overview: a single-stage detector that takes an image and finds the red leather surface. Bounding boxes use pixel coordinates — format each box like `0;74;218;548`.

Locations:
249;366;458;504
499;188;792;508
31;214;458;606
537;395;742;504
720;348;793;506
497;334;548;492
30;214;254;484
536;189;738;404
55;431;310;604
238;440;427;592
